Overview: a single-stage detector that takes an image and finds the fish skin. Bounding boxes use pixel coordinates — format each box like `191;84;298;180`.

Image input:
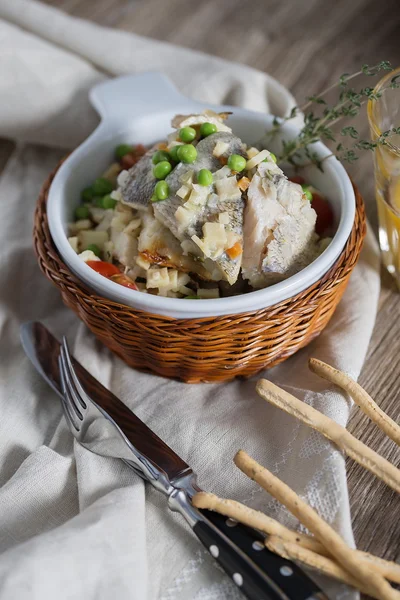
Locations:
242;161;317;288
120;145;158;211
153;132;246;284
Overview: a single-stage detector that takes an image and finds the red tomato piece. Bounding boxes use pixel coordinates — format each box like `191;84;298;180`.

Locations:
289;175;305;185
312;194;334;235
110;273;138;290
86;261;121;277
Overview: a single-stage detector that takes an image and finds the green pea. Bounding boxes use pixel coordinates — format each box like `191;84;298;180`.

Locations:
200;122;217;137
81;187;95;203
152;150;171;165
263;152;277;164
86;244;101;257
92;178;114;196
102;194;117;209
169;145;181;162
153;161;172;179
152;181;169;201
115;144;133;159
177;144;198;164
75;205;90;220
301;185;313;202
94;196;105;208
228;154;246;172
197;169;213;186
179;127;196;143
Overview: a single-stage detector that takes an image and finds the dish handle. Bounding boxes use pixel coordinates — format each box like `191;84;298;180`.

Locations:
89;72;190;124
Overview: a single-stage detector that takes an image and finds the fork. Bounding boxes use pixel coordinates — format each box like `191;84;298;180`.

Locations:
58;338;157;482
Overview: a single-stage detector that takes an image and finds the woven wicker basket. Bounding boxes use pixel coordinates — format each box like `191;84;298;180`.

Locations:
34;163;366;383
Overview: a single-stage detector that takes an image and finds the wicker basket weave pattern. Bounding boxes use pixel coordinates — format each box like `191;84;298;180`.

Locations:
34;164;366;383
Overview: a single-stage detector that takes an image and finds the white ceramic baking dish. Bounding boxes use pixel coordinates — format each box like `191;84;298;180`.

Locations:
47;72;355;319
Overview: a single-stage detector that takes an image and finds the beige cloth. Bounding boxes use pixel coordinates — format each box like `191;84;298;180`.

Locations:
0;2;380;599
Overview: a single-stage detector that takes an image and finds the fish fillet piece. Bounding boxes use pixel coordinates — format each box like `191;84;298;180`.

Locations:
153;132;246;284
137;212;221;281
119;145;160;211
242;161;317;288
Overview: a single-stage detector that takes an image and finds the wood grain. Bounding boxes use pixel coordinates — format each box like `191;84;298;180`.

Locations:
3;0;400;595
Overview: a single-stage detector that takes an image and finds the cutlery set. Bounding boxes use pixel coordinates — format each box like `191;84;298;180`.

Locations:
21;321;327;600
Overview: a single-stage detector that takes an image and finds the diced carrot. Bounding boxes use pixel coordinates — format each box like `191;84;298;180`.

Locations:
157;142;168;151
219;156;228;166
238;176;250;191
226;242;243;260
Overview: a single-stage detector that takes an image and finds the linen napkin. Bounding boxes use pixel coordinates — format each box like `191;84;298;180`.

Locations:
0;2;381;599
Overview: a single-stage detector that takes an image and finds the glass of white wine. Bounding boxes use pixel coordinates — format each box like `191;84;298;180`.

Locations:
368;66;400;289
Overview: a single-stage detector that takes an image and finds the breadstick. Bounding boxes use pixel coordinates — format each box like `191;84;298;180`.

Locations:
234;450;400;600
266;536;372;596
193;491;400;584
192;491;323;552
256;379;400;494
309;358;400;446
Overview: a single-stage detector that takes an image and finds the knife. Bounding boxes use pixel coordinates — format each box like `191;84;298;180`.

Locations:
21;321;327;600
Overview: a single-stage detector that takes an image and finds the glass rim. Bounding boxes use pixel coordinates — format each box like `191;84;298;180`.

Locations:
368;65;400;157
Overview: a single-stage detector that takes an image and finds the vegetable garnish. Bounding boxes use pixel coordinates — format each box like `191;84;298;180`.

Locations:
238;176;250;191
110;273;138;290
289;175;305;185
154;180;169;201
226;242;243;260
75;205;90;220
311;194;334;235
86;261;121;277
197;168;213;186
267;61;400;170
179;126;196;143
177;144;197;163
115;144;133;159
153;161;172;179
152;150;171;165
200;122;217;137
264;152;277;163
169;145;181;163
92;178;114;196
81;187;95;202
228;154;246;172
301;185;313;202
102;194;117;209
86;244;101;257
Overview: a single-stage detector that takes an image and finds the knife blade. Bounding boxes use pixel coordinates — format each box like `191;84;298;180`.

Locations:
21;321;327;600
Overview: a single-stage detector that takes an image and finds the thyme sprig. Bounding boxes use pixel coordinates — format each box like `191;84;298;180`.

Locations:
270;61;400;170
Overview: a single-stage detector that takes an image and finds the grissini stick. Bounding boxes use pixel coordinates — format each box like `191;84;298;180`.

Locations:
309;358;400;446
256;379;400;494
266;536;372;596
234;450;400;600
193;491;400;584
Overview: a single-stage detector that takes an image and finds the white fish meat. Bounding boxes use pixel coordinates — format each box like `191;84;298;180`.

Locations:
242;160;317;288
153;132;246;284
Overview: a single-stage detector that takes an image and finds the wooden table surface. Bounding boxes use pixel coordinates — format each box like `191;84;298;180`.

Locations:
4;0;400;594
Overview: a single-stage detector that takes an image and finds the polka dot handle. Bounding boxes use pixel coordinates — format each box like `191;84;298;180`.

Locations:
194;509;327;600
